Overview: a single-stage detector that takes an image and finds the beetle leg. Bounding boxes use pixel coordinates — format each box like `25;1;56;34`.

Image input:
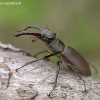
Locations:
34;49;54;57
2;72;12;90
16;52;60;72
33;49;49;57
68;63;87;92
87;62;97;74
48;61;60;97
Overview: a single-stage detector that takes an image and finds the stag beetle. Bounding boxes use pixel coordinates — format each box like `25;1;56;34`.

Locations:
14;26;93;96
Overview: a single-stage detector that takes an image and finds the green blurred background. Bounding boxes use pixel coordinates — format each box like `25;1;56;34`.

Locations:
0;0;100;78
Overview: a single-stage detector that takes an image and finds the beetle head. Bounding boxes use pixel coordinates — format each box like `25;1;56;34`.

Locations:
41;29;56;43
14;25;56;44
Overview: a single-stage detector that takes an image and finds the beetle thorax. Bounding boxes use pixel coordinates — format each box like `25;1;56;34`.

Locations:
49;39;65;52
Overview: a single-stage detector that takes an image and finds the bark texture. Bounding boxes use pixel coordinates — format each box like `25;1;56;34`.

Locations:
0;42;100;100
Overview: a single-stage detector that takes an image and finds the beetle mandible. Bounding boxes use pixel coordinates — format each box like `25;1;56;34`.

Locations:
14;25;91;96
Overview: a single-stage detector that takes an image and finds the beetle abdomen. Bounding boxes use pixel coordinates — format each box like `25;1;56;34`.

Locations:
61;46;91;76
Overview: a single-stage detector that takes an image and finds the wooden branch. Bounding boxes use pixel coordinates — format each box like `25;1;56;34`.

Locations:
0;42;100;100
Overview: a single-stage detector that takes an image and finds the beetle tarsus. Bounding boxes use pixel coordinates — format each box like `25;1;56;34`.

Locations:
16;57;45;72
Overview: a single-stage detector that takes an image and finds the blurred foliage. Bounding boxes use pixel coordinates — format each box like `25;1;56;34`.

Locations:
0;0;100;78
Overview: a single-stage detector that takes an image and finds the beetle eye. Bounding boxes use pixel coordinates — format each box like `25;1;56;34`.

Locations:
43;37;46;40
49;37;53;40
48;36;54;40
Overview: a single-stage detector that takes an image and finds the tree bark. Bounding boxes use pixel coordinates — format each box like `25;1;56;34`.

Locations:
0;42;100;100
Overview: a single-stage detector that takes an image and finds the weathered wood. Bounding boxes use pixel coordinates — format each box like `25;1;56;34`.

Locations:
0;42;100;100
